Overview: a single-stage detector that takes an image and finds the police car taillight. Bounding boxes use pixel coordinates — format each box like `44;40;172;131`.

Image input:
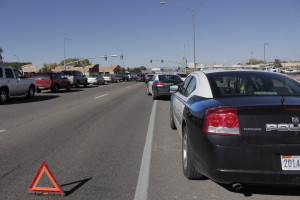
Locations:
203;107;241;136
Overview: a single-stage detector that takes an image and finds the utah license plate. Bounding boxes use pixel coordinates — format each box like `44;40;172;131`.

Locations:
281;155;300;171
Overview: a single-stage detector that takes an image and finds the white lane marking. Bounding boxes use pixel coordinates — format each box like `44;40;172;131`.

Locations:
134;100;157;200
0;129;7;133
126;86;131;89
95;94;109;99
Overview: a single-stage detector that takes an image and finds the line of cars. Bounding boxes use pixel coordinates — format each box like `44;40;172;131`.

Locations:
147;69;300;189
0;65;132;104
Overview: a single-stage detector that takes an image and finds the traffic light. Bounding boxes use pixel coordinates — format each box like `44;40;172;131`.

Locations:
161;60;163;63
104;56;108;61
150;60;152;63
120;55;123;60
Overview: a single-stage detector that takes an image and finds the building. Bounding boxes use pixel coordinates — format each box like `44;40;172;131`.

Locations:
99;65;121;74
52;64;100;76
21;64;38;77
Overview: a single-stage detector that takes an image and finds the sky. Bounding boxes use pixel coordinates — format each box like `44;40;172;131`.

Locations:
0;0;300;69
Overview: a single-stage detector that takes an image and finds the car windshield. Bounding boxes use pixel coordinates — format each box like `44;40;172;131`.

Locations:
159;75;181;81
207;71;300;98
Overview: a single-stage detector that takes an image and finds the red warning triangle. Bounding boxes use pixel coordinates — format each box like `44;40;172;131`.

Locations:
28;161;65;196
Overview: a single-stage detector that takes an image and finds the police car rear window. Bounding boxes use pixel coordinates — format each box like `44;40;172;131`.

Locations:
207;71;300;98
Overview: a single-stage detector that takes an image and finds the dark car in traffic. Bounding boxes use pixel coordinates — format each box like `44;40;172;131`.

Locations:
33;72;71;93
170;70;300;188
136;74;146;82
147;74;183;100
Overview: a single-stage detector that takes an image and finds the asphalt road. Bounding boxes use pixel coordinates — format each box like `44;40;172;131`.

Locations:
1;81;300;200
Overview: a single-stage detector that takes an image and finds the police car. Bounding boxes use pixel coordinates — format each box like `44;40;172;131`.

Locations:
170;69;300;187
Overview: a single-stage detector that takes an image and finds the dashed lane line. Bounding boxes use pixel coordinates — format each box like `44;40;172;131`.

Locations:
95;94;109;99
0;129;7;133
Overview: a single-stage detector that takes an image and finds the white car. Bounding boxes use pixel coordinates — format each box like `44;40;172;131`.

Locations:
0;65;36;104
87;75;105;85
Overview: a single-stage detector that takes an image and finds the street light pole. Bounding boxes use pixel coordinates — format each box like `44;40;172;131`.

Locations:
64;37;71;70
264;42;269;65
160;1;197;71
250;51;253;65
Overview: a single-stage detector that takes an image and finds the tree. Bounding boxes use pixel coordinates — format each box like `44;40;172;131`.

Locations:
118;67;126;72
246;58;264;65
40;62;58;72
274;59;283;68
139;66;146;71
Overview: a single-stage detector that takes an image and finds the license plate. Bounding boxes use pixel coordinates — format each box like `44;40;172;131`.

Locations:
281;155;300;170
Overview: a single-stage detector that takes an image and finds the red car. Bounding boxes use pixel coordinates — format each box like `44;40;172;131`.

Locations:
33;72;71;93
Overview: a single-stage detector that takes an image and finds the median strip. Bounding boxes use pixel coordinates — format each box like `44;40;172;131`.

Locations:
134;100;157;200
95;94;109;99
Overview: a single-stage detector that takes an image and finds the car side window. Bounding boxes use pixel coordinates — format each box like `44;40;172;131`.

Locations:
184;77;197;96
13;69;22;78
179;75;193;94
5;69;14;78
0;68;3;78
52;73;59;80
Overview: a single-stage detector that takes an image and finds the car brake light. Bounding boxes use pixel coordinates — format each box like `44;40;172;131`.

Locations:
203;107;241;136
285;108;300;111
156;81;164;87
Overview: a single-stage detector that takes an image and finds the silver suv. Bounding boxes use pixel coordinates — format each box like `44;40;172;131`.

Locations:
0;65;36;104
61;70;88;88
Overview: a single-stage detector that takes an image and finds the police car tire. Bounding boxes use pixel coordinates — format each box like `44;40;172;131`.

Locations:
170;106;176;130
182;126;204;180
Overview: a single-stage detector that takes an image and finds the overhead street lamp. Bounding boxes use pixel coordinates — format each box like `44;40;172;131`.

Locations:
64;37;72;70
264;42;269;65
160;1;197;71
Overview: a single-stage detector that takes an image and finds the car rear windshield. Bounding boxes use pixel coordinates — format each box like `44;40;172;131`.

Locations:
207;71;300;98
159;75;181;81
34;73;51;79
177;74;187;78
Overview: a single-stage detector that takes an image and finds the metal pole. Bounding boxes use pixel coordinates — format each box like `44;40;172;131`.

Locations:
160;2;196;71
192;11;196;71
64;38;71;70
250;52;253;65
264;44;266;64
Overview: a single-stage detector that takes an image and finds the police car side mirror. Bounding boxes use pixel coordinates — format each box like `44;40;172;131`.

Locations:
170;85;179;94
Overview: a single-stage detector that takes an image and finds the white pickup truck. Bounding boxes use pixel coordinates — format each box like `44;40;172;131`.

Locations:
0;65;36;104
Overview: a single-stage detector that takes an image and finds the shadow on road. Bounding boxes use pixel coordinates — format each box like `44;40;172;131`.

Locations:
61;177;92;196
219;183;300;197
3;95;60;105
157;96;171;101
